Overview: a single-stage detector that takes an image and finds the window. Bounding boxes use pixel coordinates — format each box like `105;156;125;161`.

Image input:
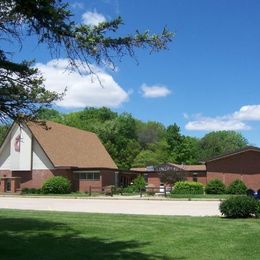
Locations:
76;171;100;180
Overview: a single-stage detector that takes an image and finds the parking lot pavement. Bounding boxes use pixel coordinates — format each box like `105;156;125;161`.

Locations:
0;197;221;216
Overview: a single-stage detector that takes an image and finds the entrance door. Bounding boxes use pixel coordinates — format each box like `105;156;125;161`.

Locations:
5;178;11;192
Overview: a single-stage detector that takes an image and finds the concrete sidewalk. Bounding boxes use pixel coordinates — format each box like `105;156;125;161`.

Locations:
0;197;221;216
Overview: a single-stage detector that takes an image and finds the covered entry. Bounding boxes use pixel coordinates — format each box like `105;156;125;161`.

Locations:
119;172;138;187
0;177;21;193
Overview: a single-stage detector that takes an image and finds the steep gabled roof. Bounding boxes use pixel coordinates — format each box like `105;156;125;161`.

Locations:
206;146;260;163
27;121;117;169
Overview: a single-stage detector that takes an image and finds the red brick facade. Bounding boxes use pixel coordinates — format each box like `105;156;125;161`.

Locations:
147;172;161;187
0;169;116;192
11;169;73;190
186;174;207;185
206;150;260;191
147;171;207;187
102;170;116;187
2;148;260;193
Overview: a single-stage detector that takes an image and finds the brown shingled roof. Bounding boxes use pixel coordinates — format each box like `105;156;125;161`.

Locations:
27;121;117;169
130;167;147;172
168;163;206;171
131;163;206;172
182;164;206;171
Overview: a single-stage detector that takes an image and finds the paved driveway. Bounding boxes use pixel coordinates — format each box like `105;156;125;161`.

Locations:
0;197;221;216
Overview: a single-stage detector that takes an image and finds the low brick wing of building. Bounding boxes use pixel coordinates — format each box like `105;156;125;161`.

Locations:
129;149;260;192
206;146;260;191
0;121;117;193
129;163;207;190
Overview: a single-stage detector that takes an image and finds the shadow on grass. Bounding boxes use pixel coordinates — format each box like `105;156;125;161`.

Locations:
0;215;185;260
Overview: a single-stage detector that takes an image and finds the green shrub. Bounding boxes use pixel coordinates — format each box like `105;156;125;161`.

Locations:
22;188;42;194
111;186;123;195
227;180;247;194
124;185;141;194
21;188;29;194
132;175;146;192
220;196;257;218
205;179;226;194
172;181;204;195
122;175;146;194
256;201;260;218
42;176;71;194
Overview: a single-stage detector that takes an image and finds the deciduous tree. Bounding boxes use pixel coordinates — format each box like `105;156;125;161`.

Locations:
198;131;248;161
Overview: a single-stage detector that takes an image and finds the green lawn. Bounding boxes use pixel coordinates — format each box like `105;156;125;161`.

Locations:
0;210;259;259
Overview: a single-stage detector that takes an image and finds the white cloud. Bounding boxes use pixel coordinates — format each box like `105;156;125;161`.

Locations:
82;10;106;26
185;116;250;131
233;105;260;121
36;59;129;108
140;84;171;98
184;104;260;131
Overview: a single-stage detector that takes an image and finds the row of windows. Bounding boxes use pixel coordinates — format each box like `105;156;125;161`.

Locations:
77;171;100;180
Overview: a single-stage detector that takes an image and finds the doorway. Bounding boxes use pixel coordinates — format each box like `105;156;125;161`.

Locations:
5;178;11;192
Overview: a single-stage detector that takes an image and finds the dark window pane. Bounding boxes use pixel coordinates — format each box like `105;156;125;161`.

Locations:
94;173;100;180
86;173;92;179
79;173;86;179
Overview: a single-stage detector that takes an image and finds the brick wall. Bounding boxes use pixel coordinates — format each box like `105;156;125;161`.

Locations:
207;171;260;191
102;170;115;187
0;170;11;178
242;174;260;191
77;170;115;193
10;169;116;192
12;169;73;190
79;179;101;193
148;172;207;187
206;151;260;174
148;172;161;187
186;175;207;185
206;150;260;191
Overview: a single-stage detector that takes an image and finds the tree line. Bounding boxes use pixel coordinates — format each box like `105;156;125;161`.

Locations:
0;107;248;169
35;108;251;168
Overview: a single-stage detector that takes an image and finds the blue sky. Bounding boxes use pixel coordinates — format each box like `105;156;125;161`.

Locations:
9;0;260;145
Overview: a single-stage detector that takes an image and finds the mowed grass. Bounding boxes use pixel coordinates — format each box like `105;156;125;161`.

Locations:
0;210;259;259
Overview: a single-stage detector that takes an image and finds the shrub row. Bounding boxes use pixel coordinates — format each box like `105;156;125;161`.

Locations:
20;176;254;197
220;196;260;218
205;179;247;195
170;179;250;195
